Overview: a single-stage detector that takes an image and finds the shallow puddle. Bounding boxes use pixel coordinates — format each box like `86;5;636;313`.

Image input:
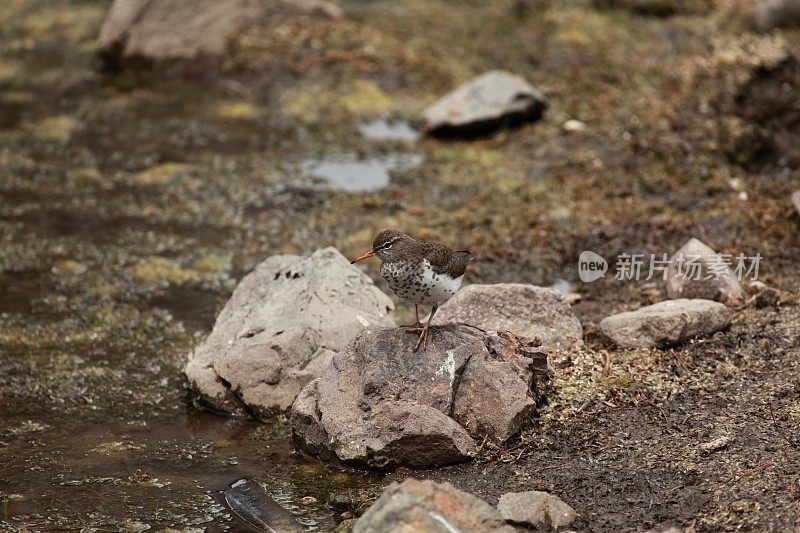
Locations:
300;153;425;192
0;270;48;314
0;409;380;531
150;285;224;332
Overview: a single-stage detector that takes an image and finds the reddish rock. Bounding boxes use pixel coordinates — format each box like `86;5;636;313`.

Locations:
290;326;551;468
353;479;515;533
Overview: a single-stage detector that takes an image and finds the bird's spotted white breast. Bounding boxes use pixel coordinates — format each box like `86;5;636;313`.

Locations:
380;259;463;305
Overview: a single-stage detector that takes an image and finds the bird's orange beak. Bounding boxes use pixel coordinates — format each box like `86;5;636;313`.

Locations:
351;250;375;264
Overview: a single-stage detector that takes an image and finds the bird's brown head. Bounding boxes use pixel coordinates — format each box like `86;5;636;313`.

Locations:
351;229;413;263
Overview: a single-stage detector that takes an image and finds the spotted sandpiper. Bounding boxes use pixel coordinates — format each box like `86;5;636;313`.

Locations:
351;229;471;352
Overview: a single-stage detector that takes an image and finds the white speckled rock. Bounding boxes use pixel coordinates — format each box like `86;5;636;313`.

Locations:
185;247;394;419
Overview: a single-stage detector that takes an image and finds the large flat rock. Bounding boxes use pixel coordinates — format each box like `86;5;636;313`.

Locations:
291;325;551;468
433;283;583;350
185;247;394;419
599;299;731;349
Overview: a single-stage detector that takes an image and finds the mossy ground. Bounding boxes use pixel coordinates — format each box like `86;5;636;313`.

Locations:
1;0;798;531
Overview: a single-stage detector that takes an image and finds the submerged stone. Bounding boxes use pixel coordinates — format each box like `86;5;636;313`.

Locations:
223;479;303;533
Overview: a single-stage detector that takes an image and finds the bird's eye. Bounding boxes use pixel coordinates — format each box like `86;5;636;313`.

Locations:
383;243;393;250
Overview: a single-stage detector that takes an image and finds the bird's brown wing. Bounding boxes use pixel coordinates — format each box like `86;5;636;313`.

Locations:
424;243;472;279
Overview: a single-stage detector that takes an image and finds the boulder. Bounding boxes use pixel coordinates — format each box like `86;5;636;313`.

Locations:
421;71;547;138
666;238;744;306
750;0;800;31
97;0;341;67
497;490;577;529
185;248;394;419
97;0;266;66
291;325;551;468
353;479;515;533
599;299;731;349
433;283;583;350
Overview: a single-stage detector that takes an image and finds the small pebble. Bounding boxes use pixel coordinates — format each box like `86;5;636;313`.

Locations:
562;119;587;133
699;434;734;454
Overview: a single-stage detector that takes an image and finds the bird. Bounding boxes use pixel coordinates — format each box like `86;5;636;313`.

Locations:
351;229;471;352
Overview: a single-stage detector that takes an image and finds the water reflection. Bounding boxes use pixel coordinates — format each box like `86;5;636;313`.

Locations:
300;153;424;192
357;120;420;143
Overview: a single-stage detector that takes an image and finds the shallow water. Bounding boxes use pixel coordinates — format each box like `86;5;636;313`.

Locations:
356;120;420;143
1;406;379;531
299;153;425;192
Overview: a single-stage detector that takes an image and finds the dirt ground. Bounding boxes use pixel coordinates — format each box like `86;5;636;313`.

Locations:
1;0;799;531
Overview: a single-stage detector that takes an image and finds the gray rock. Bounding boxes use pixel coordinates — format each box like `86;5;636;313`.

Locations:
666;238;745;306
353;479;515;533
433;283;583;350
97;0;266;65
290;325;551;468
497;490;577;529
97;0;341;66
751;0;800;31
792;190;800;216
421;71;547;137
185;247;394;419
599;299;731;349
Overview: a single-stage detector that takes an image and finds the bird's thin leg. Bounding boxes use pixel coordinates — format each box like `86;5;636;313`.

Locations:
401;304;423;329
413;305;437;352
